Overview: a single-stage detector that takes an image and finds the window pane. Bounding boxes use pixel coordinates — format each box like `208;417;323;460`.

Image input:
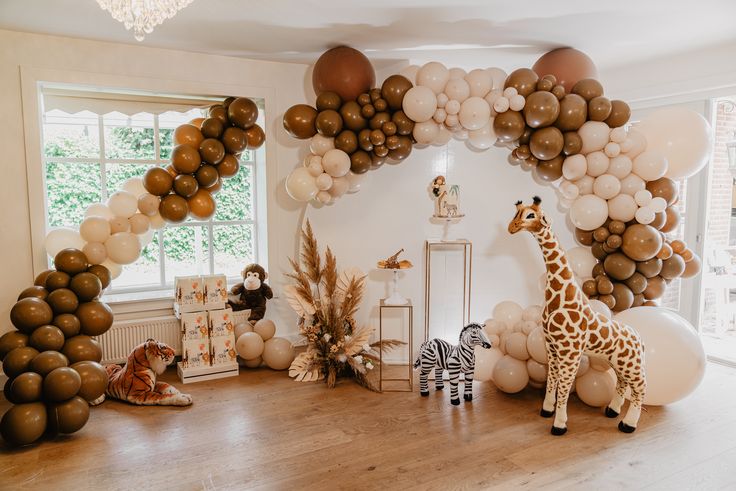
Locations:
214;163;252;221
45;162;101;227
104;112;155;160
106;163;149;197
43;110;100;158
159;128;173;160
112;231;161;289
213;224;254;275
163;226;210;283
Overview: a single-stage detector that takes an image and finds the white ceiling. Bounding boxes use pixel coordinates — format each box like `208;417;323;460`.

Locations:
2;0;735;71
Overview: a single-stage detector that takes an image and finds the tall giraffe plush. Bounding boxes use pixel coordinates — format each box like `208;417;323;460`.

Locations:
508;197;646;435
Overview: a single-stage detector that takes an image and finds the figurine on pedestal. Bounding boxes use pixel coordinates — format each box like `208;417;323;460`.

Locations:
377;249;413;306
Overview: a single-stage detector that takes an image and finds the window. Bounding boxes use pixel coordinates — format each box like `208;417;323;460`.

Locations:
40;86;263;295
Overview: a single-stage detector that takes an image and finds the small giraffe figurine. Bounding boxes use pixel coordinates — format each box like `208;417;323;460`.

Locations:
508;197;646;435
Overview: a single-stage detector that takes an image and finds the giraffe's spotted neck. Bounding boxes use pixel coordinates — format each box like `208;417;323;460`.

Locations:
532;226;575;284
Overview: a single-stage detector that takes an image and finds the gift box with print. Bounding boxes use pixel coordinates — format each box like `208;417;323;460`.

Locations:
174;275;204;316
208;307;235;338
203;274;228;309
180;311;209;341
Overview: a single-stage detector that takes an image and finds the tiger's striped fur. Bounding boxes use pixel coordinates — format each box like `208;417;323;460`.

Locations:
414;323;491;405
95;339;192;406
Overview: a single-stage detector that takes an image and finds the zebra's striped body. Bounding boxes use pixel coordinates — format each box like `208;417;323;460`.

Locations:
413;323;491;405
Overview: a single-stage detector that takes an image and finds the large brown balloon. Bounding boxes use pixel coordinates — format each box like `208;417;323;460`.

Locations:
381;74;413;110
29;325;65;351
596;276;614;295
228;97;259;130
171;144;202;174
87;265;111;290
350;150;372;174
391;110;415;136
245;124;265;149
76;301;114;337
621;224;663;262
3;346;40;378
10;372;43;403
47;395;89;435
660;254;686;280
612;283;634;312
143;167;174;196
11;297;53;334
604;253;636;281
555;94;587;131
199;138;226;165
563;131;583;156
524;91;560;128
18;286;48;301
646;177;679;206
387;136;413;162
625;272;648;295
30;350;69;377
650;211;667;230
195;165;219;189
54;249;88;276
69;273;102;302
588;96;612;122
636;258;663;278
316;92;342;111
535;156;564;182
0;331;29;361
0;402;47;446
200;117;225;139
71;361;108;403
208;105;228;125
47;288;79;315
173;124;204;149
504;68;539;97
532;48;598;93
571;78;604;101
34;270;53;287
45;272;70;292
335;130;358;154
312;46;376;103
339;101;367;132
661;206;681;233
315;110;343;137
681;255;702;279
159;194;189;223
217;154;240;178
494;110;526;142
62;335;102;364
53;313;81;338
173;174;198;199
530;127;564;160
188;189;216;220
604;100;631;128
44;366;82;402
643;275;666;300
575;228;594;246
283;104;318;139
221;127;248;154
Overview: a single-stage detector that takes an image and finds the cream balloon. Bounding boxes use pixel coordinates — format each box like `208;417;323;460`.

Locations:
493;97;510;113
444;99;460;116
593;174;621;200
506;332;530;360
315;173;334;191
585;152;610;177
567;246;598;278
522;305;543;323
121;177;147;198
128;214;150;235
574;175;595;195
109;216;130;234
315;191;331;205
433;125;452;146
234;322;253;340
433;108;447;124
578;121;611;154
570;195;609;231
402;86;438;123
101;259;122;280
327;176;349;198
619;173;646;196
254;319;276;341
321;149;350;178
527;358;548;383
484;319;507;336
448;67;467;80
107;191;138;219
526;327;548;364
649;197;667;213
413;120;440;144
399;64;420;83
633;151;668;181
436;93;449;108
485;67;508;90
137;193;160;217
492;355;529;394
262;337;295;370
235;332;265;360
149;213;165;230
473;346;504;382
608;194;638;222
416;61;450;94
588;299;612;319
576;355;590;378
575;369;615;407
44;228;85;258
82;242;107;265
562;154;587;181
346;171;368;194
104;232;141;265
84;203;114;220
634;190;653;207
493;301;523;328
458;97;491;131
138;228;154;247
444;78;470;103
621;128;647;158
79;216;111;243
285;167;318;202
467;121;496;150
635;207;656;225
464;69;492;97
309;134;335;156
604;142;620;158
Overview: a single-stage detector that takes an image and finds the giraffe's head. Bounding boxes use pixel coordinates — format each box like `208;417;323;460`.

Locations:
508;196;550;234
460;323;491;349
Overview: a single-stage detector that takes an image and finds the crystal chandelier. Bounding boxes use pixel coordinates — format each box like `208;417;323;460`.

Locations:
96;0;194;41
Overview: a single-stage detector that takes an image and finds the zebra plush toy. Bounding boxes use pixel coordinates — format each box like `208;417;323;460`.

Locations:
414;323;491;406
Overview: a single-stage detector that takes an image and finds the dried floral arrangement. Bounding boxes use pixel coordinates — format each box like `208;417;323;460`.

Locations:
285;220;403;391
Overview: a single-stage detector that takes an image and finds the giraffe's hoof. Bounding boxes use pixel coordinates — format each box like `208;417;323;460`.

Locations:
605;406;620;418
540;408;555;418
451;398;460;406
550;426;568;436
420;391;429;397
618;421;637;433
464;394;472;402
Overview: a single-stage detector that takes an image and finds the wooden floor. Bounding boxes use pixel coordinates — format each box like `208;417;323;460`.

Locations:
2;363;736;491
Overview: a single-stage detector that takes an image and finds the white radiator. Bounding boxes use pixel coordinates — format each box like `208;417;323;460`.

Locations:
97;311;252;364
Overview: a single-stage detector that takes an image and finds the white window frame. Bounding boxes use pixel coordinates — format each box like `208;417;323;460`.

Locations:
20;66;274;312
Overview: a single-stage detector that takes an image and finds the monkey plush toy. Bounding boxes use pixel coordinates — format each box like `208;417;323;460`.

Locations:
228;264;273;322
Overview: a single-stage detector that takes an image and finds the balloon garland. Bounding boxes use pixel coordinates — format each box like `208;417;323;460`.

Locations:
0;97;265;446
283;46;711;312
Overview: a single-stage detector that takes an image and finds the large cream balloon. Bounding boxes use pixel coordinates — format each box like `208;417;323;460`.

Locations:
413;121;440;145
493;301;523;328
465;69;493;98
321;149;351;178
458;97;491;131
522;305;543;323
416;61;450;94
285;167;318;202
615;307;706;405
578;121;611;154
636;107;712;179
485;67;508;90
567;246;598;278
467;121;497;150
104;232;141;265
570;195;608;231
473;346;504;382
80;216;111;243
575;369;615;407
82;242;107;265
593;174;621;200
562;154;587;181
607;194;638;222
444;78;470;102
526;327;548;364
526;358;548;383
492;355;529;394
84;203;114;220
235;332;265;360
632;151;668;181
402;86;438;123
121;177;147;198
44;228;85;258
106;191;138;219
262;337;295;370
505;332;529;360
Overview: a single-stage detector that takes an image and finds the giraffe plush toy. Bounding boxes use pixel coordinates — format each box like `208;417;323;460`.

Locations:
508;197;646;435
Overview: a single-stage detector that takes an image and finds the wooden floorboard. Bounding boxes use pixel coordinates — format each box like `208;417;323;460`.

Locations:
2;363;736;490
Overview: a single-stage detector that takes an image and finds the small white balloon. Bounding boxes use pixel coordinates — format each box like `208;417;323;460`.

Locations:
307;161;324;177
82;242;107;265
315;190;331;204
509;94;526;111
445;99;461;115
285;167;318;202
635;206;656;225
105;232;141;265
433;108;447;124
315;173;333;191
578;121;611;154
128;213;150;235
604;142;621;157
634;190;653;207
413;120;441;144
444;78;470;103
85;203;114;220
44;228;85;258
609;126;627;143
109;216;130;234
445;114;459;127
570;195;609;230
327;176;349;198
121;177;147;198
650;196;668;213
562;154;588;181
574;175;595;195
458;97;491;131
623;128;647;158
107;191;138;219
502;87;518;98
608;193;639;222
80;216;111;243
465;68;493;97
608;155;633;179
586;151;610;177
309;134;335;156
493;96;510;113
436;93;449;108
593;174;622;200
467;121;497;150
619;173;646;196
321;149;351;178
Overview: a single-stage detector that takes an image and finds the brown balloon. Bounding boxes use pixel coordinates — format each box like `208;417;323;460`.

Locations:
69;273;102;302
43;366;82;402
643;275;667;300
34;270;53;287
196;165;219;188
596;276;614;295
87;265;111;289
0;331;29;361
392;110;415;136
593;227;610;243
636;258;663;278
315;110;343;137
358;128;373;152
71;361;108;403
199;138;225;165
0;402;47;446
335;130;358;154
518;127;533;146
592;263;606;278
632;294;646;308
217;154;240;178
29;325;65;351
47;395;89;435
591;242;608;261
621;224;663;262
612;283;634;312
173;174;199;198
646;177;679;206
173;124;204;149
165;164;179;178
524;91;560;128
532;48;598;93
228;97;259;129
660;254;686;280
660;206;681;233
625;272;648;295
605;100;631;128
312;46;376;103
171;144;202;174
221;127;248;154
339;101;367;132
599;294;616;310
200;117;225;139
62;335;102;364
387;136;413;162
76;301;114;337
535;156;564;182
361;104;376;119
244;124;265;149
3;346;40;378
606;234;623;250
188;189;216;220
143;167;174;197
30;350;69;377
159;194;189;223
47;288;79;315
582;279;598;297
536;78;554;92
45;271;71;291
555;94;587;131
54;249;88;276
370;153;386;170
571;78;604;101
552;85;566;100
357;93;371;106
608;220;626;235
374;99;388;112
369;112;391;131
604;253;636;281
10;372;43;403
649;211;667;230
575;228;594;246
588;96;612;122
349;151;371;174
370;129;385;146
385;135;400;150
53;313;80;338
657;243;674;260
283;104;318;139
208;105;228;125
381;74;413;110
681;254;702;278
494;110;526;142
374;145;389;158
11;297;54;334
504;68;539;97
563;131;583;156
530;127;564;160
18;286;48;301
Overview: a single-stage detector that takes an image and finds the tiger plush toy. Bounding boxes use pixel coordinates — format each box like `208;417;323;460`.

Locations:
93;339;193;406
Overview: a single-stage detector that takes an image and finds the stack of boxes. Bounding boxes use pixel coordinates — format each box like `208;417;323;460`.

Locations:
174;274;240;383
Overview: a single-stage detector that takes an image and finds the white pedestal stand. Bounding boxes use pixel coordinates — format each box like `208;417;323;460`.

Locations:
384;269;408;306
